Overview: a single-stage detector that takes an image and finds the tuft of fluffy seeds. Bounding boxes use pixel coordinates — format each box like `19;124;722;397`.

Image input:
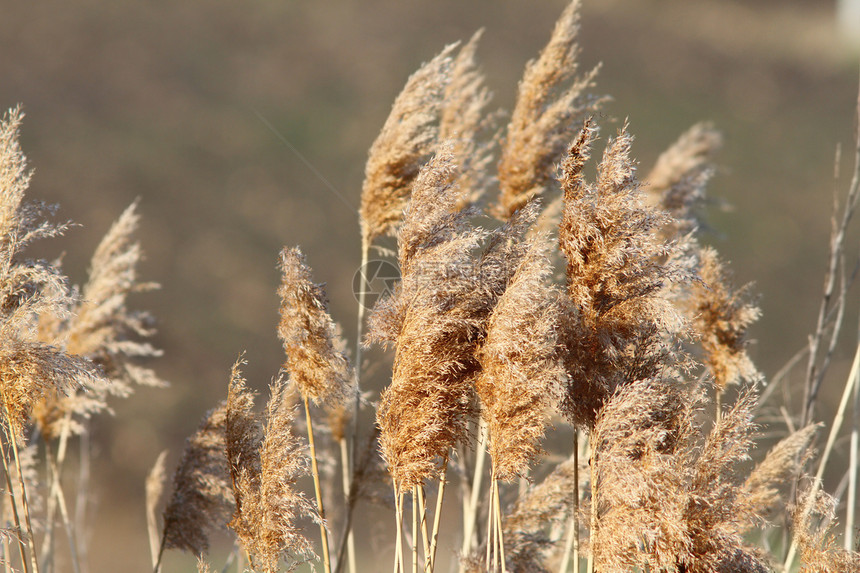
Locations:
226;359;316;572
475;235;563;482
495;0;602;220
557;119;690;427
360;44;455;246
161;403;233;556
277;246;354;407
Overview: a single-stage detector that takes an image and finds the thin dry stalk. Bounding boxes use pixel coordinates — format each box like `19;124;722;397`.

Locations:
428;462;446;572
1;394;38;573
493;478;507;573
146;450;168;573
416;486;430;570
802;82;860;429
0;432;30;573
412;487;419;573
786;339;860;570
848;355;859;551
394;487;405;573
559;432;581;573
304;396;332;573
460;421;488;571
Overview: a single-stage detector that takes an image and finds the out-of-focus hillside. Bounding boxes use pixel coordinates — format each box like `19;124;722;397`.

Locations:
1;0;858;570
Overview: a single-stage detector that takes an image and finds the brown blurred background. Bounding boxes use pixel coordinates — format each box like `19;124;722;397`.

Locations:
2;0;860;570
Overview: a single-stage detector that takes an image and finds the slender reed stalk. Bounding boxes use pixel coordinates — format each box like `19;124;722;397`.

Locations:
43;447;81;573
429;464;446;572
0;432;29;573
848;347;859;551
2;396;39;573
341;235;370;573
412;488;419;573
785;339;860;569
587;431;596;573
338;436;357;573
559;431;580;573
416;486;430;569
486;480;494;572
304;397;331;573
394;487;405;573
492;478;507;573
460;421;487;569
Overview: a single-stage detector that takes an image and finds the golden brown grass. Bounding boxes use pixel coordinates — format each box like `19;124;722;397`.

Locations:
2;2;860;572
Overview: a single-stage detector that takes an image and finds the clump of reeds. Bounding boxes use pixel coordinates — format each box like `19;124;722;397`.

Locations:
5;1;860;572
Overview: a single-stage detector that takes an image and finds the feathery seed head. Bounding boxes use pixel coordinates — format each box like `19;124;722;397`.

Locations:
690;246;761;392
557;120;691;427
278;246;355;407
495;0;603;220
360;44;456;246
162;402;233;556
475;234;564;481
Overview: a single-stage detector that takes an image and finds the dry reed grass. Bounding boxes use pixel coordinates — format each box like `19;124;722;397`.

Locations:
1;2;859;573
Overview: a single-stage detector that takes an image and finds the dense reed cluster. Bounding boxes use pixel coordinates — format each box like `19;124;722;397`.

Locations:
2;2;860;572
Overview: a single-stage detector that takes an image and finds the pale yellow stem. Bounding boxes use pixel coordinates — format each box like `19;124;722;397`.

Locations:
304;397;332;573
429;464;447;573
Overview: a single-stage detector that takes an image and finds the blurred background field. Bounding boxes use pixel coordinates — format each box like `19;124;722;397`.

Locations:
2;0;860;570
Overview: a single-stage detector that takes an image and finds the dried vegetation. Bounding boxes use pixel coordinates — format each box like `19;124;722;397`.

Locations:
2;2;860;572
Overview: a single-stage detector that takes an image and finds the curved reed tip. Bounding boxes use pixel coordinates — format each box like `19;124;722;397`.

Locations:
360;44;456;245
645;122;722;237
495;0;603;220
278;246;354;407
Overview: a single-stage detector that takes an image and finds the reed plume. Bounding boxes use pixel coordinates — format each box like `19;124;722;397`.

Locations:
227;365;317;572
440;30;495;211
359;44;455;247
739;424;818;527
689;246;761;394
592;381;772;573
645;122;722;235
0;107;101;442
368;143;485;492
34;201;165;439
495;0;602;220
792;487;860;572
557;119;690;427
501;453;582;573
278;246;354;407
161;402;233;557
475;235;562;482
